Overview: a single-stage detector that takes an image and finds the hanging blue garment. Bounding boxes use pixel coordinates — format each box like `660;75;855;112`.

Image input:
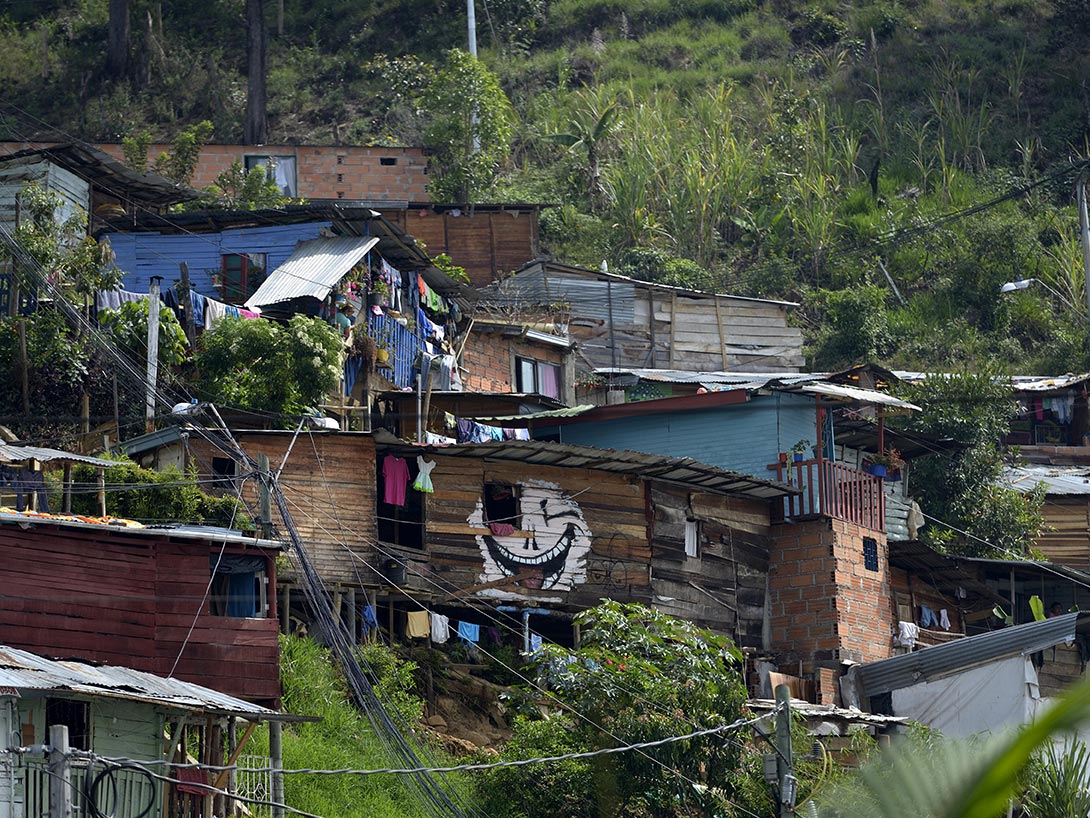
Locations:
457;621;480;644
362;605;379;634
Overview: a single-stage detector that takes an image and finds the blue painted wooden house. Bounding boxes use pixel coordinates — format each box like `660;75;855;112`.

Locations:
528;371;922;532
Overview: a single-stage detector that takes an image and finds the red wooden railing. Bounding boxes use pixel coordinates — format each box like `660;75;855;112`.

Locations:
767;458;885;531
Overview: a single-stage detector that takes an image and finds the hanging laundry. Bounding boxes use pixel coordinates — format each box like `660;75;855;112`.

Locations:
237;307;262;319
382;455;410;506
919;604;938;628
485;626;501;644
362;604;379;634
425;432;456;445
95;288;149;312
407;610;430;639
894;621;919;648
430;613;450;644
412;456;436;494
203;298;228;329
457;621;480;644
529;633;543;654
939;609;951;631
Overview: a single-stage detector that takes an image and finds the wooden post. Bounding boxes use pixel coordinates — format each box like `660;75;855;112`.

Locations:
179;262;197;344
279;584;290;634
62;463;72;513
97;467;107;517
258;453;273;538
877;407;885;453
269;721;285;818
210;722;225;818
346;588;357;644
714;296;729;369
18;318;29;418
227;717;238;817
668;292;678;368
647;290;657;368
80;393;90;451
48;724;71;818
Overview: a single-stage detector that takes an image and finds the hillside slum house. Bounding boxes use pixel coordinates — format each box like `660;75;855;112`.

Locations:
482;259;805;374
0;143;196;314
0;508;282;707
0;644;297;818
114;419;954;705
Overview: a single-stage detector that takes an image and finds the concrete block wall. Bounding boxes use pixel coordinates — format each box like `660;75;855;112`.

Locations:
0;142;431;201
768;517;892;669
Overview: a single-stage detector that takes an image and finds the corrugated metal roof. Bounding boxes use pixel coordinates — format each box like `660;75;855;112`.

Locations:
892;371;1090;394
372;430;796;500
792;382;920;411
502;260;801;307
246;236;379;308
0;644;280;719
596;368;822;386
1004;464;1090;496
855;612;1088;697
593;369;919;409
0;510;282;549
0;443;119;467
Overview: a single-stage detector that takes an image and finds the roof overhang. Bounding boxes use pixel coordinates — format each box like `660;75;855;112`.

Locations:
371;429;796;500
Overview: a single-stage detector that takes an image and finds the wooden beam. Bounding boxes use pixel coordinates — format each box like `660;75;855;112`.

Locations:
438;571;536;602
668;292;678;368
714;296;728;369
212;722;259;791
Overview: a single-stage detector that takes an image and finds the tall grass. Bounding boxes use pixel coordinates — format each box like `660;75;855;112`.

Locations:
247;636;467;818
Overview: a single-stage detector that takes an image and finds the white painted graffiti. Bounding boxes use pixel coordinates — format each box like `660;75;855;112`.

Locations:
468;479;592;594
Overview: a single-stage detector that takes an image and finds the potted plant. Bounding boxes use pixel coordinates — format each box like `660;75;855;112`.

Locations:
369;277;390;308
791;440;811;462
866;447;905;479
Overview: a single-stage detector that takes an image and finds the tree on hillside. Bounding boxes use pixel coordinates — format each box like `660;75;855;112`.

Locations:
245;0;268;145
107;0;129;79
421;49;515;203
894;370;1044;558
193;315;342;419
543;93;618;211
479;602;748;817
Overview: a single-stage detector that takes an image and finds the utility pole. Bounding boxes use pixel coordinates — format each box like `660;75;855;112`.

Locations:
1077;177;1090;325
48;724;72;818
258;452;273;538
146;276;161;434
774;684;797;818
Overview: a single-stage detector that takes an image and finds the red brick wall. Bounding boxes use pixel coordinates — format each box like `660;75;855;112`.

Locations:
0;141;430;201
768;518;892;668
461;331;566;394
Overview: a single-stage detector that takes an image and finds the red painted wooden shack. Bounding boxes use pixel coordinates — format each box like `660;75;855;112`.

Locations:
0;512;281;707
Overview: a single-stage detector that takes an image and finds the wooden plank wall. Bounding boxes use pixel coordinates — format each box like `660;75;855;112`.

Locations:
1034;498;1090;568
188;432;378;586
570;285;803;373
0;523;280;705
1037;643;1087;697
649;484;772;646
381;209;538;287
889;565;964;642
424;456;652;609
155;540;280;704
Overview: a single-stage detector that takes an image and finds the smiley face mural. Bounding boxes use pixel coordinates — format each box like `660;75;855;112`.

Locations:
468;479;593;598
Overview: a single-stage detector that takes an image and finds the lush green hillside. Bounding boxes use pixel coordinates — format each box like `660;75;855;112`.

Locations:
4;0;1090;372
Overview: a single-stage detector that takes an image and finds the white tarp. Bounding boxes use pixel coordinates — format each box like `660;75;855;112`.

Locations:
890;655;1039;738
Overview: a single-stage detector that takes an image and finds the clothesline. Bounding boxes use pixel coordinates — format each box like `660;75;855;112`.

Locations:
96;286;262;332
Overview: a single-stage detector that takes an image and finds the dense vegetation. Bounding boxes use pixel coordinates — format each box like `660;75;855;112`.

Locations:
4;1;1090;371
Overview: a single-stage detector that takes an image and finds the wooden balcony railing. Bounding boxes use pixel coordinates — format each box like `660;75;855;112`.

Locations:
767;458;885;531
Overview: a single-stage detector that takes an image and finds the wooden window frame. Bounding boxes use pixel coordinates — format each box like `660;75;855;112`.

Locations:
220;253;267;304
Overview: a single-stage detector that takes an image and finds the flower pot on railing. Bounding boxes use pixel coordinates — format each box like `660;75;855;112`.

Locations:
867;464;887;478
793;452;804;462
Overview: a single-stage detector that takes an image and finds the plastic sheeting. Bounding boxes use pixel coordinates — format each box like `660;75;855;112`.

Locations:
890;655;1039;738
